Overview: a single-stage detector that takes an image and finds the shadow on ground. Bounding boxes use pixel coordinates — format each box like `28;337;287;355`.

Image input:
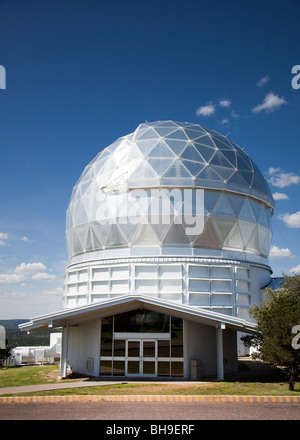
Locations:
66;357;287;384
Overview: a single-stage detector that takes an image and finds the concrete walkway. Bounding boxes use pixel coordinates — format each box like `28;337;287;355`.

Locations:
0;380;127;395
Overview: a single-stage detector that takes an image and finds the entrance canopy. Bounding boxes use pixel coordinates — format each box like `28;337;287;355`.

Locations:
19;294;257;334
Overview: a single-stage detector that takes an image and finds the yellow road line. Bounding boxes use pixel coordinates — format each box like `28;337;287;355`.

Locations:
1;395;300;403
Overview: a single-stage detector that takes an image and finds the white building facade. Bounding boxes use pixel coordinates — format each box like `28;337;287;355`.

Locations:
20;121;275;380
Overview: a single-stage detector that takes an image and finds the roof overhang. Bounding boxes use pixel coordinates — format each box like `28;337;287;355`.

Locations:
19;295;257;334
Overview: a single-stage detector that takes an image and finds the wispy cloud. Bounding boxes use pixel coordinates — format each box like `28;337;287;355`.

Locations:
0;273;25;284
279;211;300;228
268;167;300;188
219;99;231;108
32;272;56;280
0;292;26;298
43;287;63;296
252;92;287;113
196;102;215;117
269;245;294;259
272;192;289;200
290;265;300;274
0;232;8;246
257;75;270;88
21;236;33;243
230;110;238;119
221;118;229;124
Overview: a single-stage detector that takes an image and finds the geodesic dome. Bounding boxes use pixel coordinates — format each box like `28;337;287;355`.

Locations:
66;121;275;260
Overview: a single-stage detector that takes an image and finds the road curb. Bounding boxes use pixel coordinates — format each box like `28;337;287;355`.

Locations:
1;395;300;403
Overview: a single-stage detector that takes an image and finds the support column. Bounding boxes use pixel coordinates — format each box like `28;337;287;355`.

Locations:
60;324;69;378
216;323;225;381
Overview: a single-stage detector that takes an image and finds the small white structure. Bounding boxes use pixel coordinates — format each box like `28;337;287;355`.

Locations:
19;121;275;380
11;333;61;366
0;325;6;350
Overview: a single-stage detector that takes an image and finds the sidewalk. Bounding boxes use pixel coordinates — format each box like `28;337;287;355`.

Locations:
0;380;126;396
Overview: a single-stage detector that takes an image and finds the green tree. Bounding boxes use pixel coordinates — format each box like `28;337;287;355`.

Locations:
245;275;300;391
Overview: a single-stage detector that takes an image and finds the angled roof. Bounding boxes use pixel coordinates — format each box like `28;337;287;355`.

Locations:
19;294;257;334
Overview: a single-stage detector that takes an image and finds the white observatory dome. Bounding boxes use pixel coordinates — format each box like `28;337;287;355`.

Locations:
66;121;274;261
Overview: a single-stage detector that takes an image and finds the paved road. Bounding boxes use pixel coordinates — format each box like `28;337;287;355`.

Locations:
1;400;299;420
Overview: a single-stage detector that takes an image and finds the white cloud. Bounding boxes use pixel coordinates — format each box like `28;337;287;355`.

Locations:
0;292;26;298
0;232;8;246
43;287;63;296
221;118;229;124
196;103;215;117
272;192;289;200
32;272;56;281
219;99;231;108
269;245;294;259
268;167;281;175
267;168;300;188
21;236;31;242
289;265;300;274
257;75;270;87
0;273;25;284
0;261;56;284
279;211;300;228
252;92;287;113
14;262;47;276
230;110;238;119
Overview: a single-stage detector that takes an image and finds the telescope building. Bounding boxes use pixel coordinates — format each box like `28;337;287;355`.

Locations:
20;121;275;379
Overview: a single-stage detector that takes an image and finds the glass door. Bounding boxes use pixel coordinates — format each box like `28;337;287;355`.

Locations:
126;339;141;376
125;339;157;377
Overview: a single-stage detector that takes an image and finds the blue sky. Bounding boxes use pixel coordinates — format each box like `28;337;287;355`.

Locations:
0;0;300;318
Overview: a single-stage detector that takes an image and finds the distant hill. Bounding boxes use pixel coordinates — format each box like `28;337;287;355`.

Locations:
0;320;61;349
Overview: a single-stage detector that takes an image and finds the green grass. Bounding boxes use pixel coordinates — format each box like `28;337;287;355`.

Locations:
0;364;79;389
1;364;300;397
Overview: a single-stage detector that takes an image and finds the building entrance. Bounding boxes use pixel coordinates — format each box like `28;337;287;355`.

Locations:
99;310;184;377
114;335;171;377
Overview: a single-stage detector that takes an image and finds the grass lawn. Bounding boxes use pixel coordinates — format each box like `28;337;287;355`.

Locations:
0;363;300;396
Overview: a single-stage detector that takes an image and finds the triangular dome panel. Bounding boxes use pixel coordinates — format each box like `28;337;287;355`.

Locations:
165;139;188;156
212;217;236;244
180;145;205;163
147;158;174;175
165;128;188;140
105;223;128;247
223;223;243;249
131;222;160;246
238;198;257;222
194;134;216;149
238;220;257;249
245;225;260;253
212;192;236;217
162;221;191;245
128;159;159;180
194;217;220;248
163;161;193;178
148;140;175;158
135;139;158;156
